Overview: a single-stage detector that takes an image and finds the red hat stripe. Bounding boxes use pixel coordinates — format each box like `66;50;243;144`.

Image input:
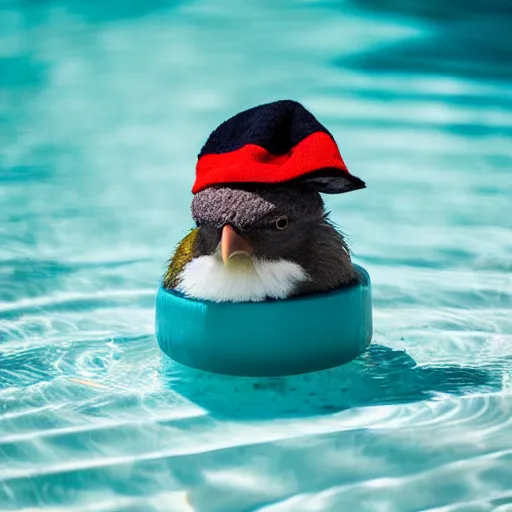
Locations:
193;100;365;195
193;131;364;194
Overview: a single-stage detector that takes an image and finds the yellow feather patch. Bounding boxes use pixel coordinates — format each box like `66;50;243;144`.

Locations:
163;228;200;289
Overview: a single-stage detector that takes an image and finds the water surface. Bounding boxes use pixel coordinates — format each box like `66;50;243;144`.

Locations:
1;0;511;510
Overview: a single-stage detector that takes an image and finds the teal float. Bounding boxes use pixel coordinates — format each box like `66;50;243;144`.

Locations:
155;264;372;377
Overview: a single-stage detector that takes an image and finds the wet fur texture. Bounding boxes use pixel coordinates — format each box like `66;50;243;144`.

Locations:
164;185;358;301
191;184;324;231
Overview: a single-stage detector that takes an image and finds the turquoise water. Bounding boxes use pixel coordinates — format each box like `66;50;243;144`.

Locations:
1;0;511;510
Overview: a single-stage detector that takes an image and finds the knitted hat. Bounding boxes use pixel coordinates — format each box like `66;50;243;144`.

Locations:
192;100;365;195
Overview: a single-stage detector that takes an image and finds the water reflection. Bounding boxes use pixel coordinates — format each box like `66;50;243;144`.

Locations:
347;0;512;81
163;344;500;420
1;0;511;509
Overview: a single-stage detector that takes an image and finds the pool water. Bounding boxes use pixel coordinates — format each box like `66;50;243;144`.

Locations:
1;0;511;510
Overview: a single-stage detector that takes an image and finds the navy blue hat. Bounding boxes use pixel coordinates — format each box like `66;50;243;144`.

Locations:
193;100;365;194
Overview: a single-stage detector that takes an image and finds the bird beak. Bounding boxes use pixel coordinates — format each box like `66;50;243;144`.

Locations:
221;225;253;264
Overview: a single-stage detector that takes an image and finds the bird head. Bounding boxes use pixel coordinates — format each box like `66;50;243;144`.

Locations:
191;184;324;266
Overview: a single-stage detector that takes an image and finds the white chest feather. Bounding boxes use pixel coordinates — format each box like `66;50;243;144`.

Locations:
176;254;310;302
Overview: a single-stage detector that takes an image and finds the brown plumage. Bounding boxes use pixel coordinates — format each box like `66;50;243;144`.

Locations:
163;228;199;290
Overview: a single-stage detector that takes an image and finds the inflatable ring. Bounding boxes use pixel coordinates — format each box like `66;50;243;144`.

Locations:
155;264;372;377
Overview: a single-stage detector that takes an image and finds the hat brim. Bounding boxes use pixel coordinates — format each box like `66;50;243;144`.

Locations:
291;168;366;194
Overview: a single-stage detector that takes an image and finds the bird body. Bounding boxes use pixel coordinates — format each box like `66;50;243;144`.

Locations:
172;249;309;303
164;223;309;302
164;228;199;290
165;185;358;302
163;100;365;303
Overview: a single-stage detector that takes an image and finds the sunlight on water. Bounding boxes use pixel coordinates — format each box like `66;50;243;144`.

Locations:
1;0;511;510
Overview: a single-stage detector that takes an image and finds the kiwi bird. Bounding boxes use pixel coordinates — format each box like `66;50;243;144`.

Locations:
163;100;366;303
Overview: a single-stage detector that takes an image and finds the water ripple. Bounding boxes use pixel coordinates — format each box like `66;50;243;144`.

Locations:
1;0;511;509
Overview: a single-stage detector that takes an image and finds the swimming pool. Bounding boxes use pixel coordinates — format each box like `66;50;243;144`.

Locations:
1;0;511;510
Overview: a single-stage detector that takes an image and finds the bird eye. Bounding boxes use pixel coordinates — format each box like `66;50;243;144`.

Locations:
274;216;289;230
